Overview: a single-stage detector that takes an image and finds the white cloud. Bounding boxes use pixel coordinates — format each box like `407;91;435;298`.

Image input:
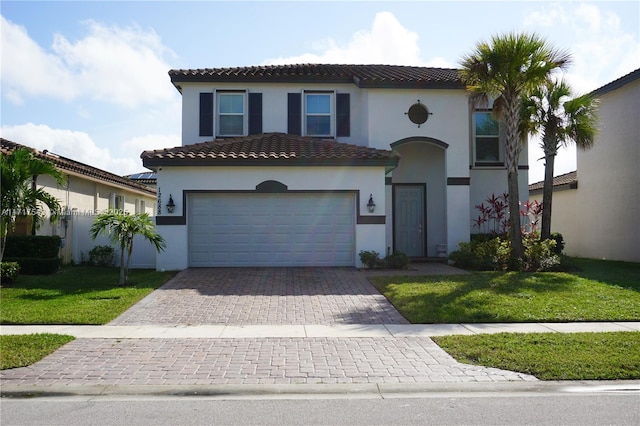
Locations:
523;3;639;94
523;3;639;183
1;123;144;175
264;12;429;66
1;15;176;108
122;133;180;155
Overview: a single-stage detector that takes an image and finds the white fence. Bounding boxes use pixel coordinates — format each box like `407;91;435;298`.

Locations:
70;215;157;269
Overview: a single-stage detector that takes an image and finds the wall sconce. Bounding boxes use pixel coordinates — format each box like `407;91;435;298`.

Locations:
166;194;175;214
366;194;376;213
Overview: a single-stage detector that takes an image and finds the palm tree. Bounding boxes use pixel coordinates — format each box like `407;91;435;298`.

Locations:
90;211;166;286
523;78;598;240
1;147;65;260
459;32;572;259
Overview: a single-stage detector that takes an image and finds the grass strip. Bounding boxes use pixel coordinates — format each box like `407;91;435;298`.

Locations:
1;267;176;325
1;334;75;370
370;259;640;323
433;331;640;380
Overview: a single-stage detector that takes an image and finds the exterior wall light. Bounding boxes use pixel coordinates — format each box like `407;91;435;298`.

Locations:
367;194;376;213
166;194;176;213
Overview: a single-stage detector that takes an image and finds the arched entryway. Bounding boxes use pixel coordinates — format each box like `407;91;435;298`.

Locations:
389;137;448;258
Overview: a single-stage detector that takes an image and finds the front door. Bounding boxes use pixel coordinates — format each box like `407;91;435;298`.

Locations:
394;185;425;257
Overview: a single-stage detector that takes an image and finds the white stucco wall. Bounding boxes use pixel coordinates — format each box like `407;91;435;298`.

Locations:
155;165;387;270
529;188;579;255
180;82;364;145
574;77;640;262
175;79;527;261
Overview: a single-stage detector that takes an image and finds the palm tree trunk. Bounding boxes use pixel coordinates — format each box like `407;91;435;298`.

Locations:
30;176;37;236
118;244;126;286
507;169;524;259
124;240;133;286
541;153;556;240
505;95;524;260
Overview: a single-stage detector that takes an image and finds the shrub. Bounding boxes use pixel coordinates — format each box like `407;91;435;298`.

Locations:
384;251;410;269
449;237;511;271
359;250;381;269
549;232;565;255
4;235;61;258
450;234;561;272
1;262;20;284
3;257;60;275
88;245;114;267
523;235;560;271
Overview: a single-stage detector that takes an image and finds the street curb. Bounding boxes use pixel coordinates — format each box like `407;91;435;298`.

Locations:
2;381;639;399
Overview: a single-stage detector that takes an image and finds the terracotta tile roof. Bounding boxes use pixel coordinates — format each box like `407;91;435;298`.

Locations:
169;64;464;89
141;133;398;168
529;171;577;192
1;138;156;196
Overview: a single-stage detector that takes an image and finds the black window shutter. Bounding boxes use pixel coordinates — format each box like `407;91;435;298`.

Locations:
199;93;213;136
288;93;302;135
248;93;263;135
336;93;350;137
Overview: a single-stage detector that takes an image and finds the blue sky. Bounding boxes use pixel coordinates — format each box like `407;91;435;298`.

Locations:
1;1;639;183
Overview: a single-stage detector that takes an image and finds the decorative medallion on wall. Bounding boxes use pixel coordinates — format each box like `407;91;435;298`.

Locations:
405;100;432;127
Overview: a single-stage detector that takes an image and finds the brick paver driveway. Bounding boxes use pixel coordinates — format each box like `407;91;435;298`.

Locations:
0;267;538;386
109;268;409;325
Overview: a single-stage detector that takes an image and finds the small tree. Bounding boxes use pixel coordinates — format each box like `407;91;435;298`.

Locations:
522;79;598;240
459;32;571;259
90;211;166;286
1;147;65;261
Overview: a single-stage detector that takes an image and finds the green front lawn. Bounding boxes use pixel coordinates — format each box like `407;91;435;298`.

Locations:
433;331;640;380
0;334;75;370
370;258;640;323
0;267;176;324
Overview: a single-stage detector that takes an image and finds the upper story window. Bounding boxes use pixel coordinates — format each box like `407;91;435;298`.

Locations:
218;92;245;136
305;93;332;136
474;111;502;164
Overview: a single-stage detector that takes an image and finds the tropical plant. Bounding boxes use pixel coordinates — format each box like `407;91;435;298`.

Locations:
89;211;166;286
1;147;65;261
459;32;572;259
521;79;598;240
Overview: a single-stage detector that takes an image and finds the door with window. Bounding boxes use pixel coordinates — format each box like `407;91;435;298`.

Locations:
394;185;425;257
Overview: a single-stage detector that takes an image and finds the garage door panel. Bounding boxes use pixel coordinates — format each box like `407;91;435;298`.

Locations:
188;193;355;267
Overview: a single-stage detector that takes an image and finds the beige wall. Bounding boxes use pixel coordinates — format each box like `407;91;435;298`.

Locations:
529;188;580;256
530;77;639;262
574;78;640;262
34;173;156;263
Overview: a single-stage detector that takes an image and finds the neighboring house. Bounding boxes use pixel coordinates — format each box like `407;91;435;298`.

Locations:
142;64;529;270
529;68;640;262
1;139;157;263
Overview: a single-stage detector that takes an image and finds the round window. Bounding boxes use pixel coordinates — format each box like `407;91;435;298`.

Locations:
407;102;430;126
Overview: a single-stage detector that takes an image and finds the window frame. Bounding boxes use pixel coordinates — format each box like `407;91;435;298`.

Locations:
216;90;247;137
304;91;334;137
473;110;503;166
135;199;146;214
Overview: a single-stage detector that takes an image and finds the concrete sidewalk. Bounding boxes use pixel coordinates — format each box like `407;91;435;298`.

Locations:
2;322;639;338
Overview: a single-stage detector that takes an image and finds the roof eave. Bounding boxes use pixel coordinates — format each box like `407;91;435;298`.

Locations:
142;157;399;168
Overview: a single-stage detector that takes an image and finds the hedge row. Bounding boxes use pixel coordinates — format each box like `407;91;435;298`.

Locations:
4;235;61;258
2;257;60;275
3;236;61;275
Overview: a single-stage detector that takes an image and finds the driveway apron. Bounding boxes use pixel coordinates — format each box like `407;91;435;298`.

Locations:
0;267;537;386
109;267;409;326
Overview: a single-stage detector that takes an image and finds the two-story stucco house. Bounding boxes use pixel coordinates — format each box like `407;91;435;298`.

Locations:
142;64;529;270
529;68;640;262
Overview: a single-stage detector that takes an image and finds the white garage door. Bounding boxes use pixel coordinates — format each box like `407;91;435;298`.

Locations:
188;193;355;267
